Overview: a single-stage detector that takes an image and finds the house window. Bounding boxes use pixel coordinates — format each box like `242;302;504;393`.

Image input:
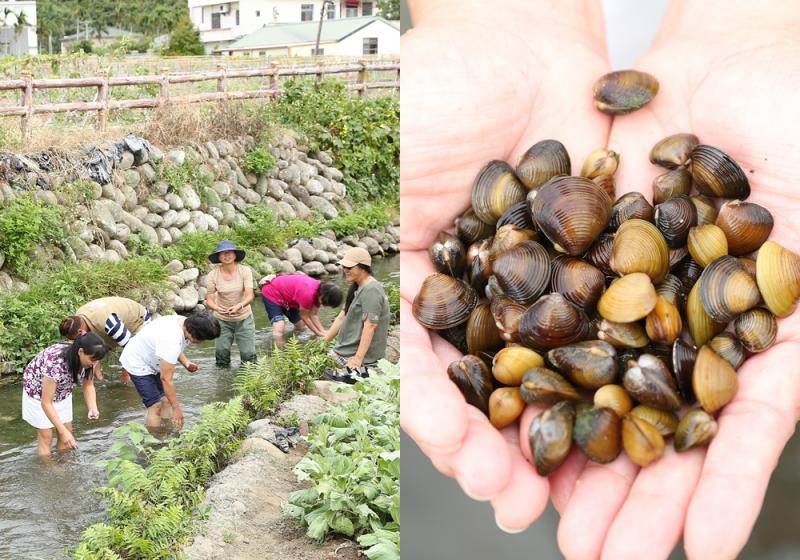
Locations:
211;13;221;29
259;51;266;56
363;37;377;54
362;2;373;15
326;3;336;19
311;47;324;55
256;10;260;16
301;4;314;21
236;9;240;25
345;7;358;17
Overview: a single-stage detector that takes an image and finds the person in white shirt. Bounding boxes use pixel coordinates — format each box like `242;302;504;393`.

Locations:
120;312;220;429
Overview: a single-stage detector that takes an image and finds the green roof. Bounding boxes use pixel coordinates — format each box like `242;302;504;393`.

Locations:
225;16;395;50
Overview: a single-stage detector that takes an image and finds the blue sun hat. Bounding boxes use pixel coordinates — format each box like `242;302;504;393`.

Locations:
208;240;246;263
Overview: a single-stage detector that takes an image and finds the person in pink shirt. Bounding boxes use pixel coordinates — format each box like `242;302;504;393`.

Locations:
259;273;343;342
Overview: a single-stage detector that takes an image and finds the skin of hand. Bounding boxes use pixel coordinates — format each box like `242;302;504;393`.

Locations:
120;369;131;383
41;377;78;450
160;359;184;429
541;3;800;559
401;0;613;533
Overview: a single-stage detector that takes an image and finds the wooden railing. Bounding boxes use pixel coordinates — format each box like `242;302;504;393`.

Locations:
0;59;400;141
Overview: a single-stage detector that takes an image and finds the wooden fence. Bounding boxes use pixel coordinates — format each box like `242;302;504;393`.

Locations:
0;59;400;142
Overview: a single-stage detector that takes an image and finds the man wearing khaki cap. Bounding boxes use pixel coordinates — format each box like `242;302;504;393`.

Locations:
324;247;390;384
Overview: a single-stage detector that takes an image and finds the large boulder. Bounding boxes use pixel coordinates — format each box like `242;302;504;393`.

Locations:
180;186;202;210
284;247;303;268
309;196;338;219
300;261;326;277
164;192;184;210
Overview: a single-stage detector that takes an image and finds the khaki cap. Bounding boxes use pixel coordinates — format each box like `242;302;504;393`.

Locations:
339;247;372;267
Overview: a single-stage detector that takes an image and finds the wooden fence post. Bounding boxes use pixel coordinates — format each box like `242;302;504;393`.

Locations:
396;65;400;95
20;71;33;145
316;61;325;85
159;66;170;106
357;60;366;97
97;69;109;131
216;63;226;93
270;62;279;100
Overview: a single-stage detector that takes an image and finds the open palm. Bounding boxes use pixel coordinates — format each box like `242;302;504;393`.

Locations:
549;6;800;558
401;0;612;532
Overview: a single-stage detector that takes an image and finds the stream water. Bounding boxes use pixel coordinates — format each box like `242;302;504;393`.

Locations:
0;255;399;559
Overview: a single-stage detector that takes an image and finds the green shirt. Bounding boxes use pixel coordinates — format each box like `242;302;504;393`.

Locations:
333;280;390;365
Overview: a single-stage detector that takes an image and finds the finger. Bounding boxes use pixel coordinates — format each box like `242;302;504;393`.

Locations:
547;446;589;514
557;454;639;560
684;341;800;560
601;446;705;560
491;423;550;533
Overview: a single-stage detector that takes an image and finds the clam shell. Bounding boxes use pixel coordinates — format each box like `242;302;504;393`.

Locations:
516;139;571;190
693;345;738;414
708;332;745;369
496;200;535;231
609;192;654;231
690;195;718;226
467;239;492;293
471;160;528;225
629;405;679;437
550;255;605;311
581;148;619;179
447;355;494;415
593;174;616;199
520;367;580;405
669;247;689;270
597;319;650;348
412;273;478;330
649;133;699;169
652;166;692;205
654;195;697;249
547;340;619;390
490;295;527;343
492;240;551;305
645;295;683;345
490;224;538;260
585;233;616;277
674;254;703;300
686;281;725;347
623;353;681;411
716;200;774;256
519;293;591;351
756;241;800;317
671;339;697;404
622;414;665;467
690;144;750;199
429;231;466;277
610;219;669;283
698;256;761;322
532;176;612;255
592;70;659;115
489;387;526;429
456;207;494;246
594;384;633;417
674;409;718;452
438;324;468;354
687;224;728;268
598;272;658;323
734;308;777;353
574;406;622;463
656;274;683;306
529;401;576;476
492;346;544;385
466;303;504;356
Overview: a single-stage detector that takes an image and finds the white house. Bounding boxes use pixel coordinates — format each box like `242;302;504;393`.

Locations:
0;0;37;55
188;0;384;53
219;15;398;56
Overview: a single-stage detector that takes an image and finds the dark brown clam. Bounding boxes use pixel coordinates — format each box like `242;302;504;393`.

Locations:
716;200;774;256
623;354;681;411
693;345;738;414
698;256;760;322
412;273;478;330
467;239;492;293
597;319;649;348
592;70;659;115
547;340;618;389
656;274;683;306
629;405;679;437
456;207;494;246
652;166;692;205
484;275;504;300
493;240;551;305
574;406;622;463
496;200;535;231
490;224;537;260
529;401;576;476
585;233;616;276
465;303;504;357
516;139;571;190
489;387;525;429
531;176;612;255
649;133;699;169
674;254;703;299
581;148;619;179
672;338;697;404
490;296;528;343
550;255;605;311
674;409;718;452
668;247;688;270
471;160;528;225
447;355;494;415
708;332;745;369
690;144;750;199
519;293;591;351
654;195;697;249
610;219;669;283
622;414;665;467
429;231;466;277
609;192;654;231
735;308;777;353
492;346;544;385
438;324;468;354
520;367;580;405
691;195;718;226
598;273;658;323
592;174;616;199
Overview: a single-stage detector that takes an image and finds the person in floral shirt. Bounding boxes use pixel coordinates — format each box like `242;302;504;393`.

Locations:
22;333;108;456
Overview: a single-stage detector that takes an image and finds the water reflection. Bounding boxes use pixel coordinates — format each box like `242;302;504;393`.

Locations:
0;256;398;559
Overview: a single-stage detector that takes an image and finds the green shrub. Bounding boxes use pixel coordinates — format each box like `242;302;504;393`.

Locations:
157;157;213;202
242;147;277;176
285;360;399;559
384;282;399;325
325;203;394;237
0;193;66;275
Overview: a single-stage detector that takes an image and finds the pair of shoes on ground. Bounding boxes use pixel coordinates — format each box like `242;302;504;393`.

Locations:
324;366;369;385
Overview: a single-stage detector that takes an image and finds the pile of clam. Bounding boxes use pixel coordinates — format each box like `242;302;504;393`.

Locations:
412;133;800;474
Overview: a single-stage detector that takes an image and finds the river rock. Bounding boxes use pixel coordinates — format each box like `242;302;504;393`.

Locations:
284;248;303;268
166;291;184;312
164;192;184;210
206;214;220;232
278;260;296;273
174;209;191;228
234;184;261;204
120;186;138;211
229;194;249;213
0;250;4;269
311;150;334;166
157;228;172;246
312;250;329;264
108;240;128;259
161;209;179;229
168;227;183;242
166;259;184;274
361;236;384;256
139;224;159;245
143;213;163;228
178;267;199;283
152;180;169;196
292;240;315;262
165;150;185;166
114;222;131;243
305;178;324;196
300;262;326;277
124;169;140;188
146;198;170;213
278;164;300;184
181;222;197;235
148;145;164;163
220;203;236;225
180;186;202;210
202;187;221;208
322;166;343;182
309;196;338;219
179;286;200;310
311;380;357;405
207;206;224;223
119;151;135;170
266;179;286;199
132;206;149;221
139;163;157;183
277;394;327;424
255;176;268;196
205;141;219;160
103;249;122;262
190;211;208;232
329;181;346;197
211;180;231;198
86;243;104;261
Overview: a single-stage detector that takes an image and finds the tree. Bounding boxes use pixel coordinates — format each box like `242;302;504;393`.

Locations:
163;15;204;56
376;0;399;20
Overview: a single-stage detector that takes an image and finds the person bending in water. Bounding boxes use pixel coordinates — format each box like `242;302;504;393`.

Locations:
119;312;220;431
21;333;107;456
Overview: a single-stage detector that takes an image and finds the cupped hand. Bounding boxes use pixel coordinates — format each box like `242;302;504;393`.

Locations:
401;0;613;532
87;408;100;421
550;3;800;558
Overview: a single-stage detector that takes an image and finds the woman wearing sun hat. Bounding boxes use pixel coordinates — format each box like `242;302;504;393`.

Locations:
324;247;391;383
204;240;257;367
